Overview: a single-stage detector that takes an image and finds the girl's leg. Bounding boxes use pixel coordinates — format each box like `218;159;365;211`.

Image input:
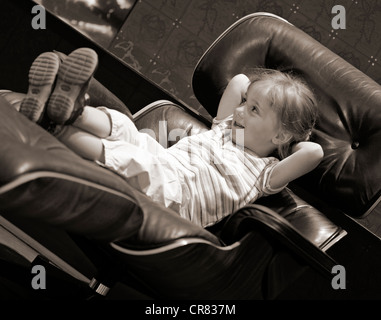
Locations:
56;125;105;163
72;106;112;139
53;106;111;162
55;106;134;163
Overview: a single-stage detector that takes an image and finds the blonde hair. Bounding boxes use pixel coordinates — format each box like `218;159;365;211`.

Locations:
248;69;318;159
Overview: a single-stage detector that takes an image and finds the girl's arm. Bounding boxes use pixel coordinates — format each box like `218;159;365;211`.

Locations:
268;141;324;190
216;74;251;120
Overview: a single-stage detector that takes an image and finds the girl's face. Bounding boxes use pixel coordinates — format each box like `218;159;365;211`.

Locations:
231;82;281;156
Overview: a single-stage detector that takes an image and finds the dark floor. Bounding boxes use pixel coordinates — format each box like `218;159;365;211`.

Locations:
0;0;179;115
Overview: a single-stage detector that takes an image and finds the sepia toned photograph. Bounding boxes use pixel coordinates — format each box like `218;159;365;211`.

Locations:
0;0;380;308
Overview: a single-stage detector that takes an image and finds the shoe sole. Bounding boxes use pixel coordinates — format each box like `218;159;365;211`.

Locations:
47;48;98;124
19;52;60;123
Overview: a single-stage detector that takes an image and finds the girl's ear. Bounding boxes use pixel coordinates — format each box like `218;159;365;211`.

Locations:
272;131;293;145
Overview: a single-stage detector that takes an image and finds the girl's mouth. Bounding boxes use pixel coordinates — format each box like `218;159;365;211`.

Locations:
233;121;244;129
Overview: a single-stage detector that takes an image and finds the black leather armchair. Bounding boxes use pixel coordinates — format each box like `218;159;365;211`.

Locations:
1;12;380;300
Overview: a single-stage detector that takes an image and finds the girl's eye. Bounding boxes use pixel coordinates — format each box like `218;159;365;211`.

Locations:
241;97;247;104
251;105;258;113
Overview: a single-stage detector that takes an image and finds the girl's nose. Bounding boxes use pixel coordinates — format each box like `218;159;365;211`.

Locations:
235;105;244;117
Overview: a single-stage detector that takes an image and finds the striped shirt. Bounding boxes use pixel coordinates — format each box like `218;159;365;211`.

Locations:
167;115;284;228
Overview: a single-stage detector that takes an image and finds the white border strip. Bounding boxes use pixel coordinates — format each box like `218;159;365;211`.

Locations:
319;229;347;252
0;170;136;204
132;100;178;120
361;195;381;218
133;99;211;123
111;237;241;256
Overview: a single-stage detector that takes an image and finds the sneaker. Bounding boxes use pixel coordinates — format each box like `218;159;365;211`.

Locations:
47;47;98;125
19;52;60;123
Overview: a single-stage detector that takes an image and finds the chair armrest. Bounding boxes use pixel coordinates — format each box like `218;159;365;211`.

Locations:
133;100;210;148
220;203;343;278
255;188;347;251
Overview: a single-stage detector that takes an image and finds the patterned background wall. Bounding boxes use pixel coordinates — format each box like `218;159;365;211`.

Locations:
108;0;381;118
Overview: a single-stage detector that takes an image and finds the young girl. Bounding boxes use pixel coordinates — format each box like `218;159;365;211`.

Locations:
19;48;323;228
